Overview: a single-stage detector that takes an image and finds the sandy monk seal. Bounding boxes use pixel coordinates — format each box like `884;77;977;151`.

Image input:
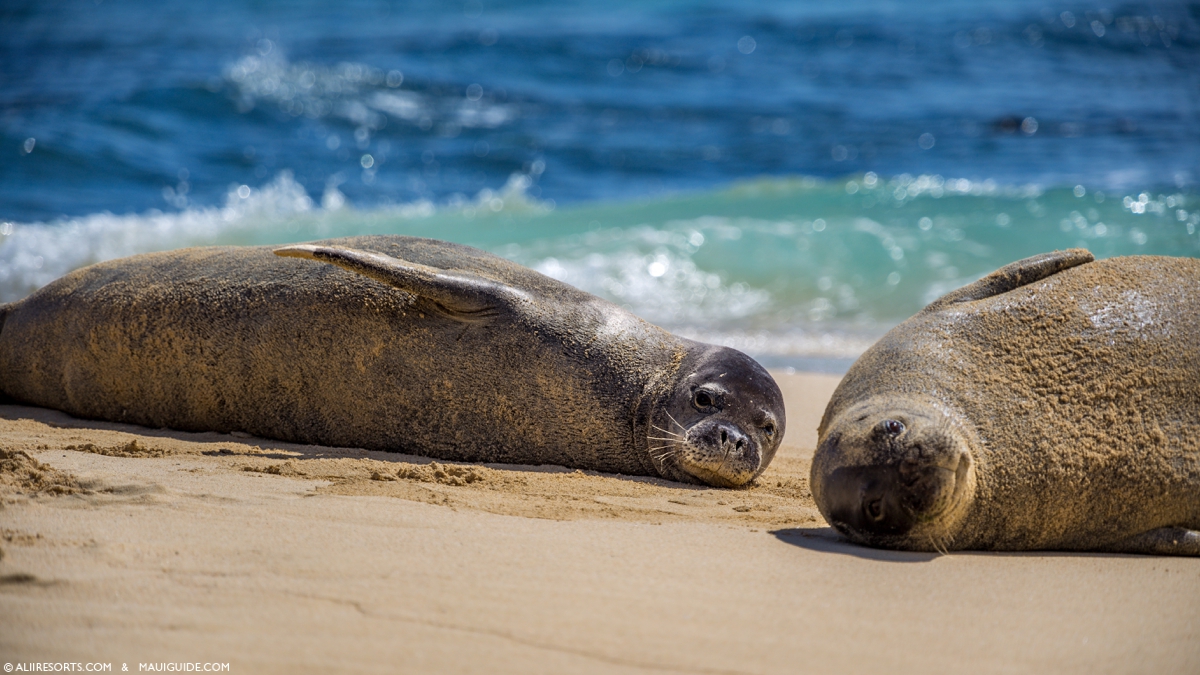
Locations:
0;236;784;487
812;250;1200;555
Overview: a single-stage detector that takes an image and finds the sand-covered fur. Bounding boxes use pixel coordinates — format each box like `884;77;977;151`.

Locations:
812;251;1200;555
0;236;783;487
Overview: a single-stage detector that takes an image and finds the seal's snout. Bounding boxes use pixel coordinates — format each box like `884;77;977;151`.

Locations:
686;419;761;477
663;417;767;488
699;422;758;467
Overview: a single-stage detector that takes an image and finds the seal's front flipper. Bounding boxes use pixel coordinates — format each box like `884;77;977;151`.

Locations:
926;249;1094;312
275;245;524;321
1102;527;1200;557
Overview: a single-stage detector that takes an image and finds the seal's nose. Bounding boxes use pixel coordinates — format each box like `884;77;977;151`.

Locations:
696;422;758;466
710;423;759;466
823;465;917;539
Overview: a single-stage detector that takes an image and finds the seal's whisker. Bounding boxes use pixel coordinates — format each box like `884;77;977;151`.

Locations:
941;532;956;555
664;410;687;434
714;446;731;477
647;436;685;443
651;424;683;439
928;533;950;557
647;439;679;459
651;449;678;462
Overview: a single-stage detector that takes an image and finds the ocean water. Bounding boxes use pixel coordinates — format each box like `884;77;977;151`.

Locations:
3;0;1198;370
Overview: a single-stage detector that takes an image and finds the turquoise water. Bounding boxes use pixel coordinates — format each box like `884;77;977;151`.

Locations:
3;0;1198;369
3;172;1191;370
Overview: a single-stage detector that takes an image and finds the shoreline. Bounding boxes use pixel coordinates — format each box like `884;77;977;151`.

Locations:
2;370;1197;673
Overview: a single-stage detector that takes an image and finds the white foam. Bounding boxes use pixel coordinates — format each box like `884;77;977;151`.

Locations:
492;217;772;327
532;242;770;326
0;173;316;303
0;172;549;304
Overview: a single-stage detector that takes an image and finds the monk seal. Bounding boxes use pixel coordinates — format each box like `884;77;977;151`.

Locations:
812;250;1200;555
0;236;784;487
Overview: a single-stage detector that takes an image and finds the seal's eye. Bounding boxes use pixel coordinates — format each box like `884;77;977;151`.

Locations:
693;390;717;411
864;498;884;522
881;419;905;436
763;422;776;438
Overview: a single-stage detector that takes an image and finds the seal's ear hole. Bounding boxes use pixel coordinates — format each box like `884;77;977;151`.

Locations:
881;419;905;436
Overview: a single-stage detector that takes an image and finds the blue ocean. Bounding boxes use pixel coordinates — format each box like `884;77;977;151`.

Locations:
3;0;1197;370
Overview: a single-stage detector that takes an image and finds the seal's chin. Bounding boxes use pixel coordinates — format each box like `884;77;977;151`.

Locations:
658;419;763;488
812;400;978;551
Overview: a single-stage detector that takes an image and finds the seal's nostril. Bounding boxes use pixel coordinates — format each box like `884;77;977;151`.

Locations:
721;429;727;444
736;438;744;451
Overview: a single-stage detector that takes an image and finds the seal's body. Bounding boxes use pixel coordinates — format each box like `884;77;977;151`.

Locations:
0;236;784;487
812;250;1200;555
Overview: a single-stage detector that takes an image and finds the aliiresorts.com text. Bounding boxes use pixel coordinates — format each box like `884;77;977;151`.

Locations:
4;665;231;673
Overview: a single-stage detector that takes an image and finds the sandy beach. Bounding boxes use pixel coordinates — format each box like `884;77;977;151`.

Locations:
2;370;1197;674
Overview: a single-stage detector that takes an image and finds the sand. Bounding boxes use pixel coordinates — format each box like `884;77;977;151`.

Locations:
1;371;1197;674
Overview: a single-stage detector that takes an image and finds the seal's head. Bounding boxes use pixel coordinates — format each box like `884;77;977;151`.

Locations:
649;347;784;488
811;396;978;551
